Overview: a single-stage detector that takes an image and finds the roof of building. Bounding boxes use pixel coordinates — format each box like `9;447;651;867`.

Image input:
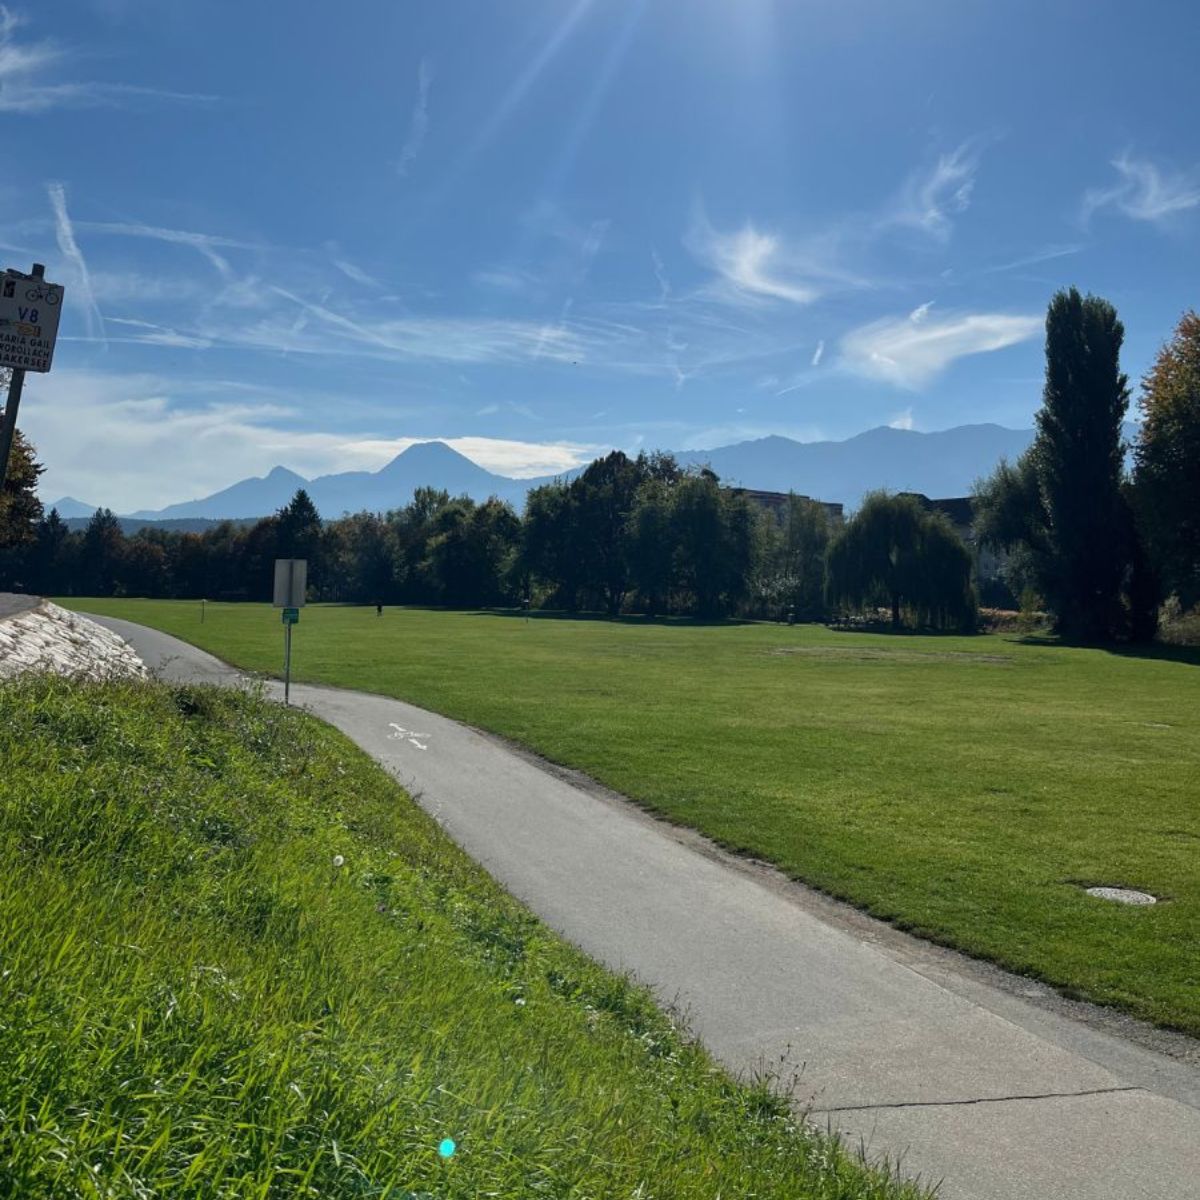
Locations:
900;493;974;528
729;487;844;517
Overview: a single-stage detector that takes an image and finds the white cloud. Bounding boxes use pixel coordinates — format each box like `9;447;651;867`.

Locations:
1082;154;1200;226
810;339;825;367
840;308;1040;389
886;143;979;240
89;270;207;304
23;368;598;510
443;437;594;478
0;7;214;111
473;266;538;293
105;317;212;349
47;182;104;341
985;243;1083;274
687;214;819;305
889;407;915;430
238;288;595;365
398;57;433;176
651;248;671;304
78;220;255;278
331;258;382;289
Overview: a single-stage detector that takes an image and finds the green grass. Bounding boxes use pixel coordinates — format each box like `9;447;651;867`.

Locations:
0;673;923;1200
66;598;1200;1038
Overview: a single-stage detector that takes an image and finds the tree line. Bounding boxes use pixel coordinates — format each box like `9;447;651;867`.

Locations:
2;287;1196;640
0;441;977;628
974;289;1200;642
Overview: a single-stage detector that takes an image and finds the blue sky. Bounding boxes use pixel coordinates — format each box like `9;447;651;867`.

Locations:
2;0;1198;510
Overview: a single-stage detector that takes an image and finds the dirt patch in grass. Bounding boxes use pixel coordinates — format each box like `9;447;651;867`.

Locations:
765;645;1015;665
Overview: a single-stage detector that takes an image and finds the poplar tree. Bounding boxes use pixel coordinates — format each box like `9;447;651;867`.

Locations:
1032;288;1130;640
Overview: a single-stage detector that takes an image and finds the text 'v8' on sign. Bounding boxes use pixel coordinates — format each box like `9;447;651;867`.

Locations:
0;270;64;373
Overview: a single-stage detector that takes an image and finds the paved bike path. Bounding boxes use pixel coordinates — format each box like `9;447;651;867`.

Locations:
89;614;1200;1200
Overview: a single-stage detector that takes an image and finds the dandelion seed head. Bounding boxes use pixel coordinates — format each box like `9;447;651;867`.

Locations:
332;854;345;868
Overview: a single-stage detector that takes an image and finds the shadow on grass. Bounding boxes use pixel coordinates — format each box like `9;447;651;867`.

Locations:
1004;632;1200;668
1103;642;1200;668
826;622;980;638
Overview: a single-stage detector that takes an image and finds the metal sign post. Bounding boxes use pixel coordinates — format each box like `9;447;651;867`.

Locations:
0;263;64;491
273;560;307;706
281;609;298;704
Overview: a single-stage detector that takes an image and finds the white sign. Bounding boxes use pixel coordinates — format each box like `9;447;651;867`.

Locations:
273;558;308;607
0;271;64;373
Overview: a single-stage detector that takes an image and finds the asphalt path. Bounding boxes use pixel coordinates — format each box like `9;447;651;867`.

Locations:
88;613;1200;1200
0;591;39;621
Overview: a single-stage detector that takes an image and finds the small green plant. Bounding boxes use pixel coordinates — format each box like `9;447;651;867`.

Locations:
1158;597;1200;646
1016;586;1046;633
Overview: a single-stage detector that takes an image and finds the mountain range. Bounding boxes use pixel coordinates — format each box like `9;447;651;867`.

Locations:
50;422;1136;529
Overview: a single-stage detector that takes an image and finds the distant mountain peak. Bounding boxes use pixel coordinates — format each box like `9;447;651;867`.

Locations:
85;422;1079;522
45;495;99;519
375;441;498;482
387;440;474;465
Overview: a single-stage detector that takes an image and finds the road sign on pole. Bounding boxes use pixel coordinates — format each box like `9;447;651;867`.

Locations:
273;559;307;608
0;262;64;493
273;560;307;705
0;266;64;374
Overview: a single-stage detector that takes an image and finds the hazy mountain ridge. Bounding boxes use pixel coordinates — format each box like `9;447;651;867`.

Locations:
49;422;1140;526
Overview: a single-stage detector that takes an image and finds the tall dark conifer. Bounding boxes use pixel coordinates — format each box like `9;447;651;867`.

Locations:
1032;288;1130;640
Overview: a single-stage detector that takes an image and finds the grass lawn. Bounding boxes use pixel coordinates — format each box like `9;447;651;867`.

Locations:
66;598;1200;1038
0;672;921;1199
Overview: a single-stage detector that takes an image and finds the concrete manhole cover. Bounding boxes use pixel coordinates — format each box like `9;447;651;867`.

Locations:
1085;886;1157;906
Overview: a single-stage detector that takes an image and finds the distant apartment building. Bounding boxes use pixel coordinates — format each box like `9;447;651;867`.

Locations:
728;487;844;527
899;493;974;545
900;493;1005;593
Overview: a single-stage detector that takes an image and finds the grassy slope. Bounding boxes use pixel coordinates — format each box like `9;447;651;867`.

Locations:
0;674;922;1200
68;599;1200;1037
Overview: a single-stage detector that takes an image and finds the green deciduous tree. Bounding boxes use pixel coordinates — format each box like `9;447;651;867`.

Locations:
571;451;643;615
521;481;582;609
754;496;833;621
422;497;519;607
0;423;44;590
827;492;975;631
1134;311;1200;607
669;470;757;618
626;478;676;616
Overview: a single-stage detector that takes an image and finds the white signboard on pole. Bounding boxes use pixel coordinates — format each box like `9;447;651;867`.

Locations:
0;270;64;373
273;559;308;608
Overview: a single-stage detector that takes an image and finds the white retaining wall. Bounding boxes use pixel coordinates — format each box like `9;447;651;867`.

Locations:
0;601;145;680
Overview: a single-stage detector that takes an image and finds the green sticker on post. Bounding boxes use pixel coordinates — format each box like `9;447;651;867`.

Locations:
282;607;299;624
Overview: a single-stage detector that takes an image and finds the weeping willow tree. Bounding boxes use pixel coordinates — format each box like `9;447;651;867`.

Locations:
826;491;976;632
